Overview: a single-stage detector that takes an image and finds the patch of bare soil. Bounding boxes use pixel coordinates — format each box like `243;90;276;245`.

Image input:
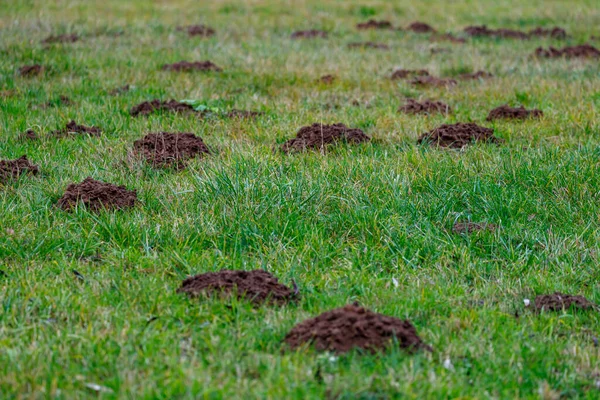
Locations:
411;76;457;88
398;99;451;115
317;74;336;84
133;132;210;168
486;105;543;121
291;30;328;39
20;129;39;141
347;42;389;50
464;25;528;39
52;120;101;137
407;22;436;33
534;293;595;312
452;222;497;234
57;177;138;211
130;100;196;117
529;27;567;39
534;44;600;59
391;69;429;80
280;123;370;153
42;34;79;44
176;25;215;37
0;156;39;183
161;61;222;72
357;20;392;30
418;122;502;149
18;65;44;77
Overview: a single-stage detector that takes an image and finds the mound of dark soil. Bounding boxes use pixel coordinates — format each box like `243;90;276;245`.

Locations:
391;69;429;80
486;105;543;121
529;27;567;39
52;120;101;137
20;129;39;141
453;222;497;234
464;25;528;39
399;99;451;115
281;123;370;153
411;76;457;88
407;22;436;33
176;24;215;37
178;270;295;305
18;64;44;77
133;132;210;167
109;85;130;95
534;44;600;59
357;20;392;30
42;34;79;44
0;156;39;183
431;33;466;43
464;25;494;36
458;70;493;80
57;177;138;211
283;304;431;354
534;293;595;312
418;122;502;149
291;30;328;39
130;100;196;117
318;74;336;84
161;61;222;72
348;42;389;50
225;109;263;118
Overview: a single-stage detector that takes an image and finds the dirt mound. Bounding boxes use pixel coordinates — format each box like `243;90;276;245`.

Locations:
486;105;543;121
529;27;567;39
398;99;451;115
42;34;79;44
20;129;39;141
347;42;389;50
407;22;436;33
418;122;502;149
317;74;336;84
18;64;44;77
453;222;497;234
57;177;138;211
357;20;392;30
281;123;370;153
391;69;429;80
178;270;295;305
176;24;215;37
411;75;457;88
161;61;222;72
534;293;595;312
133;132;209;168
464;25;528;39
283;304;431;354
458;70;493;80
534;44;600;59
130;100;196;116
109;85;130;95
291;30;327;39
431;33;466;43
52;120;101;137
0;156;39;183
225;109;262;118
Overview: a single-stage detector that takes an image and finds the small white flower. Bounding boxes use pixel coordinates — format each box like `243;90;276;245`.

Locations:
443;358;454;371
524;299;531;307
392;278;399;288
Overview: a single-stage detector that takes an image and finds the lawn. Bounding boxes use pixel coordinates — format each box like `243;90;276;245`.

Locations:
1;0;600;398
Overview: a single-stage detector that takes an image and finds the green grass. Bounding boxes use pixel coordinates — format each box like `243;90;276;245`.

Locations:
1;0;600;398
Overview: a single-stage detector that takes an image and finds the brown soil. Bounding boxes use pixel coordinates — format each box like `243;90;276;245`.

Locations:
176;24;215;37
318;74;336;84
161;61;222;72
52;120;101;137
109;85;130;95
398;99;451;115
534;293;595;312
391;69;429;80
357;20;392;30
431;33;466;43
407;22;436;33
42;34;79;44
20;129;39;141
411;76;457;88
281;123;370;153
348;42;389;50
283;304;431;354
452;222;497;234
133;132;210;168
0;156;39;183
464;25;528;39
458;70;493;80
178;270;295;305
130;100;196;117
534;44;600;59
57;177;138;211
418;122;502;149
291;30;328;39
486;105;543;121
225;110;263;118
19;65;44;77
529;27;567;39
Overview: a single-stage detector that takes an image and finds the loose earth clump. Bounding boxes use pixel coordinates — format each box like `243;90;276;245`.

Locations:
357;20;392;30
18;64;44;77
453;222;497;234
20;129;39;141
534;293;595;312
407;22;436;33
291;30;327;39
487;105;543;121
176;24;215;37
318;74;336;84
178;270;295;305
399;99;451;115
529;27;567;39
130;100;196;116
534;44;600;59
458;70;493;80
418;123;502;149
348;42;389;50
283;304;431;354
411;75;457;88
161;61;222;72
133;132;210;168
391;69;429;80
52;120;101;137
42;33;79;44
281;123;370;153
57;177;138;211
464;25;528;39
0;156;39;183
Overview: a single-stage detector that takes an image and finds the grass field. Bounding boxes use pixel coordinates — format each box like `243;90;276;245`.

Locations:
1;0;600;398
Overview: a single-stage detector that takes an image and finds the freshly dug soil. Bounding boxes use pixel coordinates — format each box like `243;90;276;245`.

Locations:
453;222;497;234
318;74;335;84
109;85;130;95
283;304;431;354
225;109;262;118
52;120;101;137
281;123;370;153
486;105;543;121
407;22;436;33
398;99;451;115
130;100;196;117
0;156;39;183
348;42;389;50
418;122;502;149
133;132;210;168
20;129;39;141
458;70;493;80
391;69;429;80
357;20;392;30
161;61;222;72
411;76;457;88
178;270;295;305
291;30;328;39
431;33;466;43
57;177;138;211
18;64;44;77
534;293;595;312
534;44;600;59
42;34;79;44
464;25;528;39
529;27;567;39
176;24;215;37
